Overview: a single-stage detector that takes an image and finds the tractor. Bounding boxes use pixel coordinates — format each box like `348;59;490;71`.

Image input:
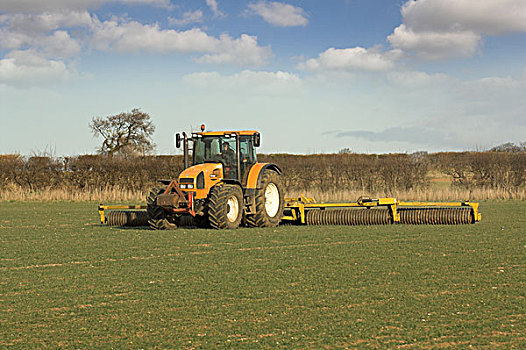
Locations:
147;125;284;230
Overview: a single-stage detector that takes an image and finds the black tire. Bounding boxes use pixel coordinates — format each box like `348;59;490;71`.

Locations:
175;215;194;227
194;214;210;228
147;186;177;230
246;170;284;227
208;184;243;230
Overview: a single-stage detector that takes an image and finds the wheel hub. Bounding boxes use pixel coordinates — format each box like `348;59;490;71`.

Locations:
226;196;239;222
264;183;279;217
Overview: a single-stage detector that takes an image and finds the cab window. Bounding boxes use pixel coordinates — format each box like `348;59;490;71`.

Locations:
239;136;256;165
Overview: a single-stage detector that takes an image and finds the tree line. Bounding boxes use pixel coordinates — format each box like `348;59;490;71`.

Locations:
1;151;524;198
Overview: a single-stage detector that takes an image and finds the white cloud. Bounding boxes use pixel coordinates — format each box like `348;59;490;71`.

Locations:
386;70;450;88
0;50;77;87
0;0;170;12
400;0;526;35
300;47;399;72
182;70;302;94
168;10;203;27
91;19;216;53
388;24;480;60
247;1;308;27
0;11;88;87
0;11;94;34
0;28;28;50
0;11;92;58
41;30;83;57
389;0;526;60
195;34;273;67
471;76;521;89
91;18;273;66
205;0;225;17
0;9;272;71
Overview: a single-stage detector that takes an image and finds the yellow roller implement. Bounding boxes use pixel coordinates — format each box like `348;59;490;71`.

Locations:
99;197;481;227
281;197;481;225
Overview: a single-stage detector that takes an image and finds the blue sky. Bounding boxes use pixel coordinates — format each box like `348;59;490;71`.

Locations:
1;0;525;155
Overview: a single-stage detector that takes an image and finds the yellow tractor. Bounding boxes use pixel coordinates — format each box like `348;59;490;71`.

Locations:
147;125;284;230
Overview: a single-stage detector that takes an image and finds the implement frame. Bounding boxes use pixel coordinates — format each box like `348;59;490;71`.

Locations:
282;196;481;224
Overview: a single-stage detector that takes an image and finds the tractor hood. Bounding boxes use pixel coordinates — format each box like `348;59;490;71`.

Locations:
179;163;223;180
178;163;223;199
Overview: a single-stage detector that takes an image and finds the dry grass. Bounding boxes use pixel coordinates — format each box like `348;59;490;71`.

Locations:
0;184;143;202
1;183;524;202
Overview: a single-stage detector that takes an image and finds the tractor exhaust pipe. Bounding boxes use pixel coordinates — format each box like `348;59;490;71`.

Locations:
175;132;190;169
236;134;241;182
183;132;189;169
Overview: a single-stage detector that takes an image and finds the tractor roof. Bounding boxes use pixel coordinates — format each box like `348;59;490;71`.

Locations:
196;130;259;136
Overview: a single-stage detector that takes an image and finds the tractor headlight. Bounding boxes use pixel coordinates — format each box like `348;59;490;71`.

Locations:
211;168;221;178
180;177;195;190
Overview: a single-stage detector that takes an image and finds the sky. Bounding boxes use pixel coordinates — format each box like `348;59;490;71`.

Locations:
1;0;526;156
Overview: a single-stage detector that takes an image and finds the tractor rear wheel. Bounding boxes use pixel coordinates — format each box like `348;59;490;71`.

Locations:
208;184;243;229
147;186;177;230
246;170;284;227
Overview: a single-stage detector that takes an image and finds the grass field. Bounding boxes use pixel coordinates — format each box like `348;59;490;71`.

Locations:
1;201;525;348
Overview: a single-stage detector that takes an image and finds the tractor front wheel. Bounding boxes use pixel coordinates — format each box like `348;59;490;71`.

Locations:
208;184;243;229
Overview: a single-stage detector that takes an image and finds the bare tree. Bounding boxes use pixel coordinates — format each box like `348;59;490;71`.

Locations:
490;142;525;153
89;108;155;158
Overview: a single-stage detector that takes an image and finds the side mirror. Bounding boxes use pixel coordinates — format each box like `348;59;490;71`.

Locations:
175;133;181;148
254;133;261;147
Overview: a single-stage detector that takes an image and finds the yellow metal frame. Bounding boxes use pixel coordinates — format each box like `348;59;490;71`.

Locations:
282;197;481;224
98;198;481;226
98;204;147;225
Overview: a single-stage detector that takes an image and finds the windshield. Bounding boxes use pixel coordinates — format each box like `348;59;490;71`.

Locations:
193;135;237;166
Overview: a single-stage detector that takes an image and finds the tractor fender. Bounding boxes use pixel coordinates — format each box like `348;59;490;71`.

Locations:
245;163;282;190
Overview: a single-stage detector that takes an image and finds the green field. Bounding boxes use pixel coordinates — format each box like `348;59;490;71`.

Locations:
1;201;524;348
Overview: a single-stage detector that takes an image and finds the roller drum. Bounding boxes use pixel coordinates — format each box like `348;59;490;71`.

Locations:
398;207;473;225
177;215;195;227
106;211;149;226
305;208;391;226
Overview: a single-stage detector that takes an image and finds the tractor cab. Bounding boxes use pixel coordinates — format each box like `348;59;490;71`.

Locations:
176;127;261;184
192;132;258;180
